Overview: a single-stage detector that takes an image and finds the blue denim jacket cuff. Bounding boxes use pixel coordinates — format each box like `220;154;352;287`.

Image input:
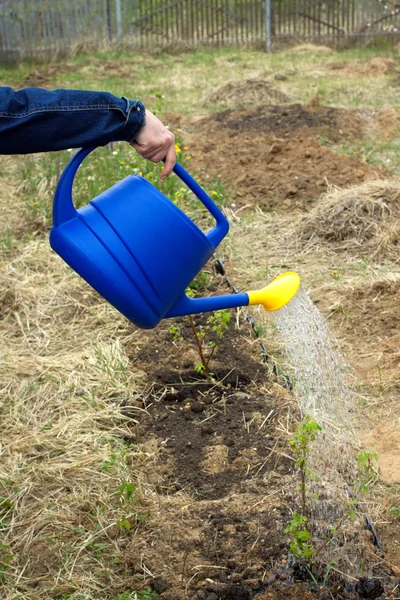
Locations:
119;97;146;142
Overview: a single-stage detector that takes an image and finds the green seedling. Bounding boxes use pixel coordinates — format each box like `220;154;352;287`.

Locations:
116;516;132;532
168;325;182;342
356;449;379;494
189;309;231;378
188;270;211;292
0;540;12;585
118;481;136;503
289;415;322;515
389;505;400;519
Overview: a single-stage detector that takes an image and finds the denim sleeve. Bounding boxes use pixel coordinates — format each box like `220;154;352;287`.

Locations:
0;87;146;154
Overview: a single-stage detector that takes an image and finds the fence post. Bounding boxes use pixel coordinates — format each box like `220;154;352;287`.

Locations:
265;0;271;52
115;0;122;40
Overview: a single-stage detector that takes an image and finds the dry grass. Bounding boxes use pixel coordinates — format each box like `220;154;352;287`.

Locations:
298;180;400;258
291;43;334;54
0;158;162;598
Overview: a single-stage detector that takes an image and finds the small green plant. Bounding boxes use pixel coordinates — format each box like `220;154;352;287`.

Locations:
188;270;211;292
118;481;136;503
116;515;132;532
168;324;182;342
284;512;315;559
137;587;160;600
356;449;379;494
289;415;322;515
189;309;231;378
389;505;400;519
0;540;12;585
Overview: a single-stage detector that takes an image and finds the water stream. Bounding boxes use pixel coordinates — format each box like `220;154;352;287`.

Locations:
272;285;358;485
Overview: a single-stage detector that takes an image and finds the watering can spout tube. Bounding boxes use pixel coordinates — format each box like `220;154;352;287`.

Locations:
166;272;301;319
165;293;249;319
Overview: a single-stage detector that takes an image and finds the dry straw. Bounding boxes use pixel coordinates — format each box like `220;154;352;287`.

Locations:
0;157;160;597
298;179;400;259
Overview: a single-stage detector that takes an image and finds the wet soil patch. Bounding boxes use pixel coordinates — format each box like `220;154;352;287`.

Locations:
126;304;291;500
140;384;291;501
188;104;386;211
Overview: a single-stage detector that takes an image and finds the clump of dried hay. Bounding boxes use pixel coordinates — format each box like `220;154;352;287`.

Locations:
292;43;334;54
298;180;400;258
206;78;289;108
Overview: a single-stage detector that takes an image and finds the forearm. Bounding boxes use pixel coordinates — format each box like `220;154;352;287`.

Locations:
0;87;145;154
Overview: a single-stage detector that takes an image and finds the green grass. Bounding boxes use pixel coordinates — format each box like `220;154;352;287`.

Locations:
2;44;398;116
320;136;400;175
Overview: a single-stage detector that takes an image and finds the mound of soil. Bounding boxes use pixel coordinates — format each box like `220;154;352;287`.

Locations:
298;180;400;257
22;64;79;88
188;104;384;211
206;78;290;108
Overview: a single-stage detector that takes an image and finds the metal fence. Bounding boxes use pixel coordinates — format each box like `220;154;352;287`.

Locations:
1;0;400;63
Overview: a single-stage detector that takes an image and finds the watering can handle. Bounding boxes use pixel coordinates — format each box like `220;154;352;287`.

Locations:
53;146;94;227
54;147;229;248
171;162;229;248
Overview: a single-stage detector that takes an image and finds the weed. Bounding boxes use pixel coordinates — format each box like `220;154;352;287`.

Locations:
101;447;129;472
0;540;12;585
189;309;231;378
118;481;136;503
389;505;400;519
114;588;159;600
168;324;183;342
116;516;132;532
355;449;379;494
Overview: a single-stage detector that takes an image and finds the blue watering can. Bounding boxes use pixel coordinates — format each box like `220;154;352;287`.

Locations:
50;147;300;329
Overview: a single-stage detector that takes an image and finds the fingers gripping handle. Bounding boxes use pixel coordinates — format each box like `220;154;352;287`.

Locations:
53;146;95;227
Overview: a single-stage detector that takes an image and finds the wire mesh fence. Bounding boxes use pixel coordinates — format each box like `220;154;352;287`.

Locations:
1;0;400;63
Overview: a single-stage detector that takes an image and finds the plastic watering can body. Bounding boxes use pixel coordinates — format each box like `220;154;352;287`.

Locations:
50;147;234;329
50;147;301;329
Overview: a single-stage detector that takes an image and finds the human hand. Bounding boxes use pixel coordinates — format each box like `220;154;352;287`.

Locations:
131;110;176;180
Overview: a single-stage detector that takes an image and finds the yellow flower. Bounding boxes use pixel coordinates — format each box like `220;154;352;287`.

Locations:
212;191;217;195
120;161;125;165
139;172;143;176
175;143;181;153
183;146;189;151
177;128;182;132
187;156;192;160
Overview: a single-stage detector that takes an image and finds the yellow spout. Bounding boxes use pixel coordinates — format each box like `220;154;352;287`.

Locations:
247;272;301;311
